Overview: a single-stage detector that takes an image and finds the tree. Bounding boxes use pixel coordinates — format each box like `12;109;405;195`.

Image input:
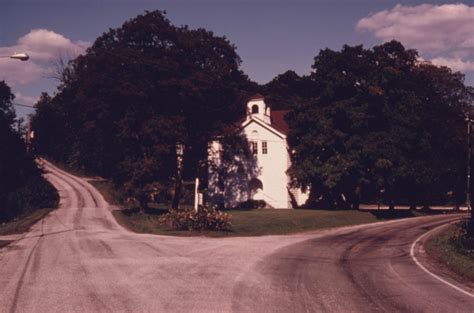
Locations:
0;81;58;221
261;70;312;110
32;10;253;209
286;41;471;209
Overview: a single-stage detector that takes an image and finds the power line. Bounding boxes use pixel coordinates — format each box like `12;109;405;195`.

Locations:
12;102;35;109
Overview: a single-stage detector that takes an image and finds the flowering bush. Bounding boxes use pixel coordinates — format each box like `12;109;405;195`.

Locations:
159;205;231;231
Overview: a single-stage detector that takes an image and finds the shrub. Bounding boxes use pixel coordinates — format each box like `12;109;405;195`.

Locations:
0;174;59;222
450;221;474;256
159;205;231;231
235;199;266;210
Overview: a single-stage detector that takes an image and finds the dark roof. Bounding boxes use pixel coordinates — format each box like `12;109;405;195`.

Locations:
249;93;265;101
271;110;290;135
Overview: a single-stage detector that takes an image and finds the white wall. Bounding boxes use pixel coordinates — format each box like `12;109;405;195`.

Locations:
243;121;289;208
208;98;310;209
208;119;292;208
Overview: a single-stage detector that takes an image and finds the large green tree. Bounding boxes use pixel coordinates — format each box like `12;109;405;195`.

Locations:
260;70;312;110
33;10;253;209
0;81;57;221
287;41;472;209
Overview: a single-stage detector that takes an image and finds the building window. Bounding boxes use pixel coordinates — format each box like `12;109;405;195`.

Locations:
250;141;258;154
262;141;268;154
252;105;259;114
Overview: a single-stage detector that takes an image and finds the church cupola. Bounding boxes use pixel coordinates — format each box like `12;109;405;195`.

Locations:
247;93;271;124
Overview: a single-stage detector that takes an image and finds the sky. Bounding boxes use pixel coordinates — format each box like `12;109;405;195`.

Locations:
1;0;473;119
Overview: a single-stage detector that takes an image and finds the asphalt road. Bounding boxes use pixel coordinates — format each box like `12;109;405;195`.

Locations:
0;160;473;313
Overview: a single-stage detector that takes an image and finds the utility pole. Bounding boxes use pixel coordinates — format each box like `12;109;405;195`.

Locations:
172;143;184;210
466;113;474;227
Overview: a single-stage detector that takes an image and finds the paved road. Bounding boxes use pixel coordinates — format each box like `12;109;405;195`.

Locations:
0;160;473;312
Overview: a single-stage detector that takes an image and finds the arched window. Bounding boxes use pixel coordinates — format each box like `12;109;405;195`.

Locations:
249;178;263;191
249;178;263;200
251;104;259;114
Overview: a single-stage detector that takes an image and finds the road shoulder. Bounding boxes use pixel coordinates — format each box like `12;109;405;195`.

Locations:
413;222;474;294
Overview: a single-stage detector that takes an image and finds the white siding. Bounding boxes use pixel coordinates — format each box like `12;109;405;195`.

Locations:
207;98;310;209
243;121;289;208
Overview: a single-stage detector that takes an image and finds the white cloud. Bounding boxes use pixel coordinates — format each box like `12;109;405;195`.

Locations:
0;58;44;86
431;57;474;72
0;29;90;86
357;3;474;73
14;92;38;107
0;29;90;62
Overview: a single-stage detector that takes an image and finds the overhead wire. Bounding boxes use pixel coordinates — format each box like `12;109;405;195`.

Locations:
12;102;35;109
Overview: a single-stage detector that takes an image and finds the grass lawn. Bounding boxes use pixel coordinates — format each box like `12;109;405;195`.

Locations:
0;207;56;249
89;179;124;206
92;177;431;237
112;208;426;237
0;207;54;236
425;223;474;281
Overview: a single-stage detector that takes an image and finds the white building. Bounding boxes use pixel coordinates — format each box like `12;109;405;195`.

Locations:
208;94;309;209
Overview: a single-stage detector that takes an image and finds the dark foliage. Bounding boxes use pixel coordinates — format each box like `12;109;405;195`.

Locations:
450;220;474;253
260;70;312;110
0;81;58;222
286;41;473;209
234;199;266;210
32;10;254;209
158;205;231;231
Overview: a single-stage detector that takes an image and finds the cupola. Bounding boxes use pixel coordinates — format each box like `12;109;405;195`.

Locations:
247;93;271;124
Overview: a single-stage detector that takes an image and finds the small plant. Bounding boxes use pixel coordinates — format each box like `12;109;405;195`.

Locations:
158;205;231;231
449;221;474;256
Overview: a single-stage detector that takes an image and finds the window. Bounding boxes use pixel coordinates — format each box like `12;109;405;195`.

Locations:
250;141;258;154
262;141;268;154
251;105;259;114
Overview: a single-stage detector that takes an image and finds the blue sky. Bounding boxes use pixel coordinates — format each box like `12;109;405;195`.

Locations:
1;0;473;118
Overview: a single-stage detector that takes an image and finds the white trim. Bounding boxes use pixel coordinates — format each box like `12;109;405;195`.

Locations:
241;117;287;140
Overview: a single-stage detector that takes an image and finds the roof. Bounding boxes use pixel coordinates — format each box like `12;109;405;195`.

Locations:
212;99;291;139
249;93;265;101
241;117;287;139
271;110;290;135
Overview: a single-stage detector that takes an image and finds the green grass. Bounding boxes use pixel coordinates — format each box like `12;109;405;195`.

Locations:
111;208;423;237
0;207;55;236
89;179;124;206
425;224;474;281
0;207;56;249
91;177;434;237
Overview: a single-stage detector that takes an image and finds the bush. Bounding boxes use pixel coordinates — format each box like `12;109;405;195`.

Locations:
1;175;59;222
158;205;231;231
450;221;474;256
235;199;266;210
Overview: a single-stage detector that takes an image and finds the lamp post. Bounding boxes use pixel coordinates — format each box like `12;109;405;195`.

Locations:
0;52;29;61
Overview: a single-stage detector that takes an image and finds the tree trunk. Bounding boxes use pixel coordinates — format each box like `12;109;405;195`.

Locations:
139;194;149;213
172;177;182;210
172;144;185;210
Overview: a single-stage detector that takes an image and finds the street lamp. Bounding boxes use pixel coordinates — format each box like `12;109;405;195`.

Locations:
0;52;29;61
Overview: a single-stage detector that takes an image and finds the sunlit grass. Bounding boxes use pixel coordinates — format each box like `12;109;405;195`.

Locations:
112;208;398;237
425;224;474;281
0;207;54;236
92;178;430;237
